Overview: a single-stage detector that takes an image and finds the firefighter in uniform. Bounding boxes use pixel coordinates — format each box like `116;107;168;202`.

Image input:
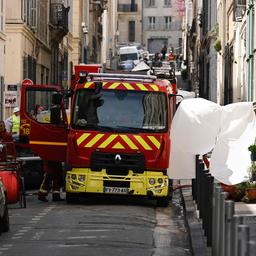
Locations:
38;161;64;202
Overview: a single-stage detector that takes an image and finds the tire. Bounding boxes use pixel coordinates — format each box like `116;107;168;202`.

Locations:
1;207;10;232
66;192;78;204
156;196;169;207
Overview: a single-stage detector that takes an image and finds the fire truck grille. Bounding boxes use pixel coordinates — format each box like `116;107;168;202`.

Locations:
91;152;145;171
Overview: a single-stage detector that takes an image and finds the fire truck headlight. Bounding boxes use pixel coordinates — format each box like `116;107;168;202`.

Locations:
158;178;163;184
71;174;77;180
149;178;155;185
78;175;85;182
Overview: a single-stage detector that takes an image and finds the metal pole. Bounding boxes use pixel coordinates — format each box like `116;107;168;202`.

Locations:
231;215;243;256
212;183;222;256
206;175;214;247
224;200;235;256
218;191;228;256
237;225;249;256
212;185;222;256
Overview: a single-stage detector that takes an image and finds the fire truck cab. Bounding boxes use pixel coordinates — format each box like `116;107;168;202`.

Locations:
19;68;177;206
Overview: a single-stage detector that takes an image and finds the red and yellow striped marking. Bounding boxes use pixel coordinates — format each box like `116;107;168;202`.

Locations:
83;82;159;91
76;133;161;151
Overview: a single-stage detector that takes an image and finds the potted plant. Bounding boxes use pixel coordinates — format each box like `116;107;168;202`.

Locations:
241;154;256;203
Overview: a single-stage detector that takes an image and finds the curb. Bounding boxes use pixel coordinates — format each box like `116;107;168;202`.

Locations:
180;185;210;256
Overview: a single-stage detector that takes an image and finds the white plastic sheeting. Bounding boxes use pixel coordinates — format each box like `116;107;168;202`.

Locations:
168;98;256;185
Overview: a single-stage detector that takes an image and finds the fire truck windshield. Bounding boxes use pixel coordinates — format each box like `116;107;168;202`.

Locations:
72;89;168;133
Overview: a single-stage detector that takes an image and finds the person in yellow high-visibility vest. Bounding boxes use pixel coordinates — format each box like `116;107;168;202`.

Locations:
5;107;20;140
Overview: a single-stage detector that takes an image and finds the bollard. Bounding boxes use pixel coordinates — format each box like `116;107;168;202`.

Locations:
237;225;249;256
192;178;196;201
231;215;243;256
218;191;228;256
203;170;211;234
224;200;235;256
206;174;214;247
195;156;200;205
248;240;256;256
212;183;222;255
212;185;223;256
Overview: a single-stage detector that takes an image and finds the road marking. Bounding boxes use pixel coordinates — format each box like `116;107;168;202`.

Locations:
2;244;13;248
79;229;111;232
32;217;41;221
57;244;89;248
11;236;22;239
67;236;97;239
0;248;9;251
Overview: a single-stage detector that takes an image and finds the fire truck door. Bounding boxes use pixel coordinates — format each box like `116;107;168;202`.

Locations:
20;86;67;162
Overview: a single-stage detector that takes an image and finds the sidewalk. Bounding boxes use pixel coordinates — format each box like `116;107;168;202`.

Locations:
179;180;256;256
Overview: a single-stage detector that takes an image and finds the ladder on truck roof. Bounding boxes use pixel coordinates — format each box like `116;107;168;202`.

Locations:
88;73;157;83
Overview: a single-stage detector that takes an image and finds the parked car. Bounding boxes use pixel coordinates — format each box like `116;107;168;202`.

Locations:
0;178;9;233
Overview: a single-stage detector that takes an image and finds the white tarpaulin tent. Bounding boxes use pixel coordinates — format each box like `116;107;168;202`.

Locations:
168;98;256;185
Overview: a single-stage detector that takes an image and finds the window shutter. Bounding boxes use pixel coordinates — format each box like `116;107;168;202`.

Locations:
30;0;37;29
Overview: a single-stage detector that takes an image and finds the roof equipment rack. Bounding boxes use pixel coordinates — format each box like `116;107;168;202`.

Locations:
88;73;157;83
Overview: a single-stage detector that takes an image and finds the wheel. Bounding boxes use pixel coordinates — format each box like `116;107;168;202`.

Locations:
66;192;78;204
156;196;169;207
1;207;10;232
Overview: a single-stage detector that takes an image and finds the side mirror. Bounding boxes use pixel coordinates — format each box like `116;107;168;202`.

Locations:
52;92;62;105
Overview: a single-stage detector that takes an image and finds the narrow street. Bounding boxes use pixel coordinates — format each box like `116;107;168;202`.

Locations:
0;190;191;256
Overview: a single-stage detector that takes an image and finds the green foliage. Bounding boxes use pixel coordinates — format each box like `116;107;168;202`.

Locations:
214;39;221;52
248;144;256;153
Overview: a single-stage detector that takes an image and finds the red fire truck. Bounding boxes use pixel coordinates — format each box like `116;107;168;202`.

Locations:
19;66;178;206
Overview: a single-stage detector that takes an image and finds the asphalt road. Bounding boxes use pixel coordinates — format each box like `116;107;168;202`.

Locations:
0;191;191;256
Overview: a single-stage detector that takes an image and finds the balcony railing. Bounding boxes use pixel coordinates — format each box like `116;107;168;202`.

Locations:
50;3;69;34
144;21;182;31
117;4;138;12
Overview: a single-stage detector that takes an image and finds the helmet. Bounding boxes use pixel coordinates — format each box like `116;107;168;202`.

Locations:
13;107;20;113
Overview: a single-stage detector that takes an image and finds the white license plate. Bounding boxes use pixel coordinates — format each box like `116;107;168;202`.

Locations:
104;187;129;194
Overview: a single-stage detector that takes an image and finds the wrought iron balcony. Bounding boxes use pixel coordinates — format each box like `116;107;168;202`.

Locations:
118;4;138;12
49;3;69;40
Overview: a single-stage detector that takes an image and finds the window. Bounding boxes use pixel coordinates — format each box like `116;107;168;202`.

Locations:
164;0;171;6
148;16;155;30
22;0;37;29
26;89;63;124
128;21;135;42
72;90;167;132
165;16;172;30
0;0;3;32
147;0;155;7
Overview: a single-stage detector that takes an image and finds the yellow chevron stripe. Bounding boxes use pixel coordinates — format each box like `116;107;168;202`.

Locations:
108;82;120;89
123;83;134;90
29;141;67;146
134;135;152;150
77;133;91;146
149;84;159;91
85;134;104;147
102;82;108;86
120;135;138;150
84;82;94;88
98;134;118;148
147;136;161;149
112;142;125;149
136;83;148;91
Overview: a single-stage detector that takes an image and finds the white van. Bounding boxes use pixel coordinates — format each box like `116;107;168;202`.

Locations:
118;46;140;70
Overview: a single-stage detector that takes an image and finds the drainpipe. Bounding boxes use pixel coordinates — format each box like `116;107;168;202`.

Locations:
222;0;227;105
247;1;254;101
